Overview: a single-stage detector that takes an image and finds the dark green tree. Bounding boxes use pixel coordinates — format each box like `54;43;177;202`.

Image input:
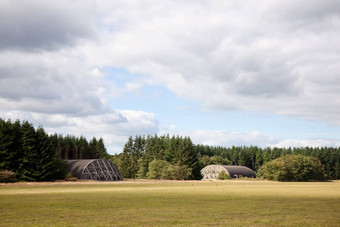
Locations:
19;121;37;181
120;136;134;178
34;128;55;181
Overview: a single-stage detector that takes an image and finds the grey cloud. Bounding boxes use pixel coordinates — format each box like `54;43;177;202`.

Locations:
0;0;95;51
233;63;298;97
0;67;61;101
0;51;111;116
273;0;340;22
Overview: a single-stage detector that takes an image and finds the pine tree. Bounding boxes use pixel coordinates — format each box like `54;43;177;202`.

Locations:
172;136;199;179
20;121;37;181
88;137;98;159
34;128;55;181
0;119;15;170
120;136;134;178
97;138;108;159
78;136;88;159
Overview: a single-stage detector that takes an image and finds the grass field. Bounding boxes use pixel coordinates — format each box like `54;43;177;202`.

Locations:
1;180;340;226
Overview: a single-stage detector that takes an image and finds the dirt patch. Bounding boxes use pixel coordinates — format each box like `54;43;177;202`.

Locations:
0;178;266;187
0;179;201;187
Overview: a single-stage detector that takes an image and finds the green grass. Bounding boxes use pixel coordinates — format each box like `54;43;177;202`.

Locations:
1;180;340;226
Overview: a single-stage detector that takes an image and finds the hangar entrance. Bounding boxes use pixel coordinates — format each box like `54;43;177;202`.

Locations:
67;159;123;181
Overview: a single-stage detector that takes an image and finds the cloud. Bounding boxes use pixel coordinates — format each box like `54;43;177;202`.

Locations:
189;130;278;148
0;0;159;154
159;126;340;148
84;0;340;125
0;0;95;51
270;138;340;148
0;50;114;116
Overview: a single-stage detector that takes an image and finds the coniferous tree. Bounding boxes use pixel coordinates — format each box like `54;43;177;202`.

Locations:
97;138;108;159
20;121;37;181
171;136;199;179
120;136;134;178
34;128;55;181
78;136;88;159
0;119;16;171
88;137;98;159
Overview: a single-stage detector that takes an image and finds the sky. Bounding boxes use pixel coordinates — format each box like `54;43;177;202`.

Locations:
1;0;340;154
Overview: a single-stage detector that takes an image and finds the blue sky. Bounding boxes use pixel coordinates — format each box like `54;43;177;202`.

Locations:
106;66;340;147
1;0;340;153
109;67;334;137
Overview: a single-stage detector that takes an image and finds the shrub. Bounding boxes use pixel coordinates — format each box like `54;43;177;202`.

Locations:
257;155;326;181
147;159;170;179
65;172;77;181
217;170;231;180
147;159;193;180
0;170;18;183
168;164;192;180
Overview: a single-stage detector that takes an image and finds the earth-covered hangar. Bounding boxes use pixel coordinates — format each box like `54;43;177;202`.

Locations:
201;165;256;179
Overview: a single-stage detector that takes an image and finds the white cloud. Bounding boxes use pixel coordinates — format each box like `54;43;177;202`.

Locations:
190;130;278;148
0;50;115;116
270;139;340;148
159;126;340;148
83;0;340;125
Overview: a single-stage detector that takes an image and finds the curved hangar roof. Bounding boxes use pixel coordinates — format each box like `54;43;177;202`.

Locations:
201;165;256;179
67;159;123;181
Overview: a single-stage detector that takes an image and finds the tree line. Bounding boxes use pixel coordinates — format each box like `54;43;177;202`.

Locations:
113;135;340;180
0;119;109;181
1;117;339;181
50;133;109;160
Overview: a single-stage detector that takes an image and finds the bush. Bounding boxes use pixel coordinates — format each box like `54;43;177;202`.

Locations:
147;159;193;180
65;172;77;181
0;170;18;183
257;155;326;181
217;170;231;180
147;159;171;179
168;164;192;180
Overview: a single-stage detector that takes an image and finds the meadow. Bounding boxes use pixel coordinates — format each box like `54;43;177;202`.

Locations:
0;180;339;226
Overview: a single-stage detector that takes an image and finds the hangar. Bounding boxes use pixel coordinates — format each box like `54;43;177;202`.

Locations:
201;165;256;179
67;159;123;181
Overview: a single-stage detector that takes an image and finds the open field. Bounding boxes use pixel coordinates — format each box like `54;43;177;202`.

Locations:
1;180;340;226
